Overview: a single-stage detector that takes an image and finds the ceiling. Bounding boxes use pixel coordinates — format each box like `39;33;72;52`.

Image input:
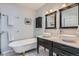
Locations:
18;3;45;10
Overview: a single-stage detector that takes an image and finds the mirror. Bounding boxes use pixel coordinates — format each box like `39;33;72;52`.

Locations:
60;4;78;28
45;11;57;29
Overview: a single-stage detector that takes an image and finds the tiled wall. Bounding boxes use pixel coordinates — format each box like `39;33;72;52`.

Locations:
35;3;78;36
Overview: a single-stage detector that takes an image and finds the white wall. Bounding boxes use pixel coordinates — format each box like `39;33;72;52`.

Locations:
0;3;36;53
35;3;78;37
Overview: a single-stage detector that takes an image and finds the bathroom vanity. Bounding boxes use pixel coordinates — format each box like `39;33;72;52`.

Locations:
37;37;53;56
37;36;79;56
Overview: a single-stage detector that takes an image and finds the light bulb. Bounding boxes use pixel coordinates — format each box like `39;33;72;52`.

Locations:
50;9;53;12
45;11;48;14
62;4;67;8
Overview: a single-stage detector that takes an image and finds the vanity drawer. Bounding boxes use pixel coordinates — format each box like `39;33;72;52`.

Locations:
61;50;75;56
37;37;53;48
53;47;73;56
39;38;52;44
53;42;79;56
53;47;62;54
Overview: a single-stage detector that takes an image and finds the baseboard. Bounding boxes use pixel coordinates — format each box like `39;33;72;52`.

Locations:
2;50;15;56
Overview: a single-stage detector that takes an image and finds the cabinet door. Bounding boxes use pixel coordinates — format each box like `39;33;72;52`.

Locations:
53;42;75;56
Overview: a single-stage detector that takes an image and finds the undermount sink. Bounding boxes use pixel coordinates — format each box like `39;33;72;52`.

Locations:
43;32;51;37
62;34;77;42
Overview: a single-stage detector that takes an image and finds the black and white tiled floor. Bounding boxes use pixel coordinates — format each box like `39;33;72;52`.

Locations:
25;47;49;56
13;47;56;56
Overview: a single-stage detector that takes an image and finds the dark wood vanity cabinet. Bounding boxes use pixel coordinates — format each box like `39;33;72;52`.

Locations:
37;37;53;56
53;42;79;56
37;37;79;56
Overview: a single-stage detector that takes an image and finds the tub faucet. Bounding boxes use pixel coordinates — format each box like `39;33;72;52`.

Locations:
60;30;62;34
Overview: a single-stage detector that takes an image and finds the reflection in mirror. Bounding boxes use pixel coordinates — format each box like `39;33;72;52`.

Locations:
45;11;57;29
60;4;79;28
47;14;55;27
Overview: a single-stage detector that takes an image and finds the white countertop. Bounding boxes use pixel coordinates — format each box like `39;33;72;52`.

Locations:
38;36;79;49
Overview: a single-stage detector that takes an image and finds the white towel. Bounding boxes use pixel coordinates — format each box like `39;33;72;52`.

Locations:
8;30;14;41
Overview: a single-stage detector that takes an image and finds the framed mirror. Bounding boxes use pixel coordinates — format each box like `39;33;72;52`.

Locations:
45;11;57;29
59;3;79;29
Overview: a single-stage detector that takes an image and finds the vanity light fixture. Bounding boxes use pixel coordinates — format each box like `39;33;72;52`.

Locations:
62;3;67;8
50;9;53;12
45;11;49;14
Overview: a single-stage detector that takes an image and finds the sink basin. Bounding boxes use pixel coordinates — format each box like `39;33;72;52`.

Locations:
62;39;76;43
43;32;51;37
62;34;77;42
62;34;76;37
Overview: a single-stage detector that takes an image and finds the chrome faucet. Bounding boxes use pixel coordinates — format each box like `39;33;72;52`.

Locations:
60;29;62;34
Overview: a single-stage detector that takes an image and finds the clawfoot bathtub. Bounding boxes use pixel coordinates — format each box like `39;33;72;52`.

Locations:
9;38;37;54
